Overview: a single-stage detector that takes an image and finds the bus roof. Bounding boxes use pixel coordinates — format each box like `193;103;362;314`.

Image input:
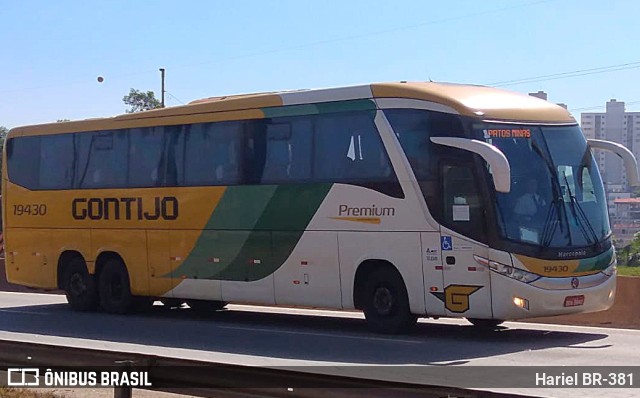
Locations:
10;82;575;137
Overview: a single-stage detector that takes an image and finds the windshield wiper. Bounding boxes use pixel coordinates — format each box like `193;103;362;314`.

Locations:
530;140;570;247
540;197;560;248
561;170;599;246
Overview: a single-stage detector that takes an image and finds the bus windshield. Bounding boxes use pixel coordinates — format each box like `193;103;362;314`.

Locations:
477;124;610;249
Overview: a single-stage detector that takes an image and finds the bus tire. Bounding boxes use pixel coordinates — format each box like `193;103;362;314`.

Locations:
132;296;155;313
62;257;98;312
363;267;417;334
467;318;504;329
98;258;133;314
187;299;227;315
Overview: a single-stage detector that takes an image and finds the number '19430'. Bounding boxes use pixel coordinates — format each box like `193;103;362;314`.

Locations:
13;204;47;216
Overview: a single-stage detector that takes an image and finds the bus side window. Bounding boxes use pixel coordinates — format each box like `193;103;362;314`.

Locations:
79;131;127;189
129;127;164;187
258;117;312;184
441;164;486;241
184;121;241;186
315;112;393;182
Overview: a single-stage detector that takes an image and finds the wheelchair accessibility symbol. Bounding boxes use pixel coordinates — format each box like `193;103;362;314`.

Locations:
441;236;452;251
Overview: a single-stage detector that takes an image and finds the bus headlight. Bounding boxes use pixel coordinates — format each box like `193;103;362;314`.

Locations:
601;263;617;277
475;255;541;283
490;261;540;283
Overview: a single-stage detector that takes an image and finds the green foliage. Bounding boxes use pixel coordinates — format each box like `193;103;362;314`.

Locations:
616;231;640;267
618;266;640;277
123;88;161;113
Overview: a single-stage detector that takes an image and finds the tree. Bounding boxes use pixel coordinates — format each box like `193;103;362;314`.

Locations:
123;88;161;113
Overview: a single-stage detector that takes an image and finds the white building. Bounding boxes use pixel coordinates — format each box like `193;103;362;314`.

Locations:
581;100;640;192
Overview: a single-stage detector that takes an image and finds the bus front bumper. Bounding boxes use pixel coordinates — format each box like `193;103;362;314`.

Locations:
491;271;616;320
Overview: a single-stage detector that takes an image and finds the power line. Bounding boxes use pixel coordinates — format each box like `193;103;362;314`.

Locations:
489;61;640;87
571;100;640;113
0;0;555;96
166;92;185;105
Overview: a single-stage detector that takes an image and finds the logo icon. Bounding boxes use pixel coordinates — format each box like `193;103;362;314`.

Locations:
7;368;39;386
441;236;452;251
571;277;579;289
431;284;483;313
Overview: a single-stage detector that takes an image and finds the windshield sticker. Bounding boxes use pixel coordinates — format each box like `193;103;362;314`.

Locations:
452;205;470;221
484;128;531;139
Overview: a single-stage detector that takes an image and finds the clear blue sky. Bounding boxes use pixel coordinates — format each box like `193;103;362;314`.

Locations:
2;0;639;128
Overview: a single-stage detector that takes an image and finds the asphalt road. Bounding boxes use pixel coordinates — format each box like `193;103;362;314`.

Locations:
0;291;638;398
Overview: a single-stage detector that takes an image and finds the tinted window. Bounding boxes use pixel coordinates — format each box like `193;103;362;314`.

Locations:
164;125;185;187
185;121;241;186
129;127;164;187
77;131;128;189
260;117;312;184
385;109;483;238
39;134;74;189
6;136;41;189
7;108;402;197
315;111;394;182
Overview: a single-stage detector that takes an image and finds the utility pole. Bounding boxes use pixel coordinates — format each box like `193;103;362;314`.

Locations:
159;68;166;108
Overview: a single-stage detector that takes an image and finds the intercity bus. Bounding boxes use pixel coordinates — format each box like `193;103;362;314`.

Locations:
4;82;637;333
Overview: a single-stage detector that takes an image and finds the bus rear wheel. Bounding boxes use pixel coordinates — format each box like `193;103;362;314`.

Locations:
98;258;133;314
467;318;504;329
62;257;98;312
363;267;416;334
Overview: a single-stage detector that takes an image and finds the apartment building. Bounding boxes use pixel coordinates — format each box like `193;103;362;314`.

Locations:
580;100;640;247
581;100;640;192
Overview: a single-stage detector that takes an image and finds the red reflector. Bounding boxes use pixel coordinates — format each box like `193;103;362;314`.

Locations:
468;266;477;271
435;265;443;270
564;295;585;307
293;280;300;285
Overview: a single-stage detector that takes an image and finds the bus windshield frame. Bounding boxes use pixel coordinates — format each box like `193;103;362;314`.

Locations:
475;122;611;258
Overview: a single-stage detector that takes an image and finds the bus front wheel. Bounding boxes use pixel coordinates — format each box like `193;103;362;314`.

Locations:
363;267;417;334
98;258;133;314
62;257;98;312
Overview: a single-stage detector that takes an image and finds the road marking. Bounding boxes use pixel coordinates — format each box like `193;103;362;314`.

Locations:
0;291;64;298
0;309;52;315
217;324;423;344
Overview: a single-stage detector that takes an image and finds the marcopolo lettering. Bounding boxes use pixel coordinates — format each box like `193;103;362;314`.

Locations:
72;197;179;221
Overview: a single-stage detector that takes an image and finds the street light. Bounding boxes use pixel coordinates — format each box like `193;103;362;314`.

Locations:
159;68;166;108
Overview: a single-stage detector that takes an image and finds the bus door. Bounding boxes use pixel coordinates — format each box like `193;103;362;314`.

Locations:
438;163;493;319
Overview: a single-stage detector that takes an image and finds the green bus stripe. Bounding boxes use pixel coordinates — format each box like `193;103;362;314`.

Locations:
166;185;276;279
213;183;332;281
575;246;614;272
167;183;332;281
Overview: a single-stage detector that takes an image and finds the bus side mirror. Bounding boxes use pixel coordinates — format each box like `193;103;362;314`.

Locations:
587;139;640;186
430;137;511;193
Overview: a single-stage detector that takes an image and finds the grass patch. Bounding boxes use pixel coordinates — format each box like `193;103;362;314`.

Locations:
618;266;640;277
0;387;61;398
